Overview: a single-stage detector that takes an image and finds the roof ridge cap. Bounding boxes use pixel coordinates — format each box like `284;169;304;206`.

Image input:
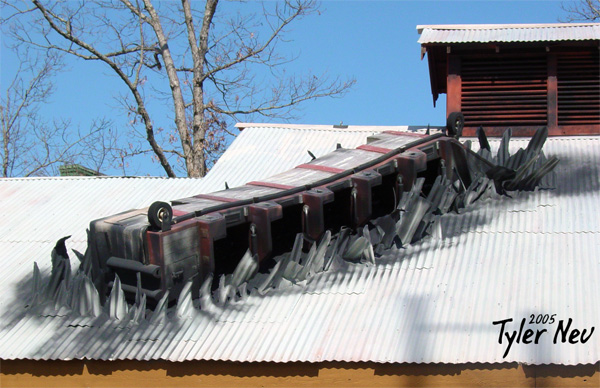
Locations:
417;23;600;33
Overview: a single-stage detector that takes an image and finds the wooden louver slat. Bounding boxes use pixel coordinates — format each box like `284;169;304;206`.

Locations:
460;55;548;127
557;53;600;126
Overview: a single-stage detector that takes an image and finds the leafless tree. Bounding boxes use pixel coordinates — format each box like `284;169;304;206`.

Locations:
561;0;600;21
0;49;120;177
3;0;355;177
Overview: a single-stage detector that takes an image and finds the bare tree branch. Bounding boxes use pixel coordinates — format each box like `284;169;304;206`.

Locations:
5;0;355;177
0;51;121;177
31;0;176;177
181;0;218;176
202;1;309;84
141;0;194;175
560;0;600;21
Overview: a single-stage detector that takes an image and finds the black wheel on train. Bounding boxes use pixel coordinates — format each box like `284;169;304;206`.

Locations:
446;112;464;139
148;201;173;230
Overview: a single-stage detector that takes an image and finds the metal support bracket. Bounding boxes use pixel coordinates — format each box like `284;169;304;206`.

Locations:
351;170;382;227
394;149;428;190
248;201;283;261
302;188;335;241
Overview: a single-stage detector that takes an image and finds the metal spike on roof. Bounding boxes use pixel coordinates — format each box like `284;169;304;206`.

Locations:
231;250;258;289
283;235;304;281
477;127;491;152
310;230;331;274
216;275;232;305
397;196;430;246
149;291;168;325
324;239;339;268
525;126;548;158
127;274;146;325
372;215;396;249
72;249;84;264
107;274;128;320
257;260;282;295
72;274;101;317
506;148;525;171
47;249;71;301
198;274;215;311
295;242;317;282
128;293;146;326
343;236;369;262
30;262;42;308
430;215;443;240
497;128;512;167
520;156;560;191
237;282;248;299
364;240;376;265
369;224;383;246
176;280;194;319
54;280;69;310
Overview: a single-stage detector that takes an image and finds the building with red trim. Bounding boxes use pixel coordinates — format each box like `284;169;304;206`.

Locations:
418;23;600;136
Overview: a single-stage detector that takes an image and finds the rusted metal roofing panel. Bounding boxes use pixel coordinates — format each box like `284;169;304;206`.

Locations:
0;131;597;365
417;23;600;44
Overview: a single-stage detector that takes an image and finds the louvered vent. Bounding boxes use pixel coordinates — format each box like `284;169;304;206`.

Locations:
461;56;548;127
557;53;600;126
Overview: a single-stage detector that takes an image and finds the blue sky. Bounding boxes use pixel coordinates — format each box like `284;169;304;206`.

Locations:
1;0;575;176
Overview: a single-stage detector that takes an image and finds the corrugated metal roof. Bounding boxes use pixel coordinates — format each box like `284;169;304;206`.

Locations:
417;23;600;44
200;124;435;192
0;176;208;246
0;128;598;365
